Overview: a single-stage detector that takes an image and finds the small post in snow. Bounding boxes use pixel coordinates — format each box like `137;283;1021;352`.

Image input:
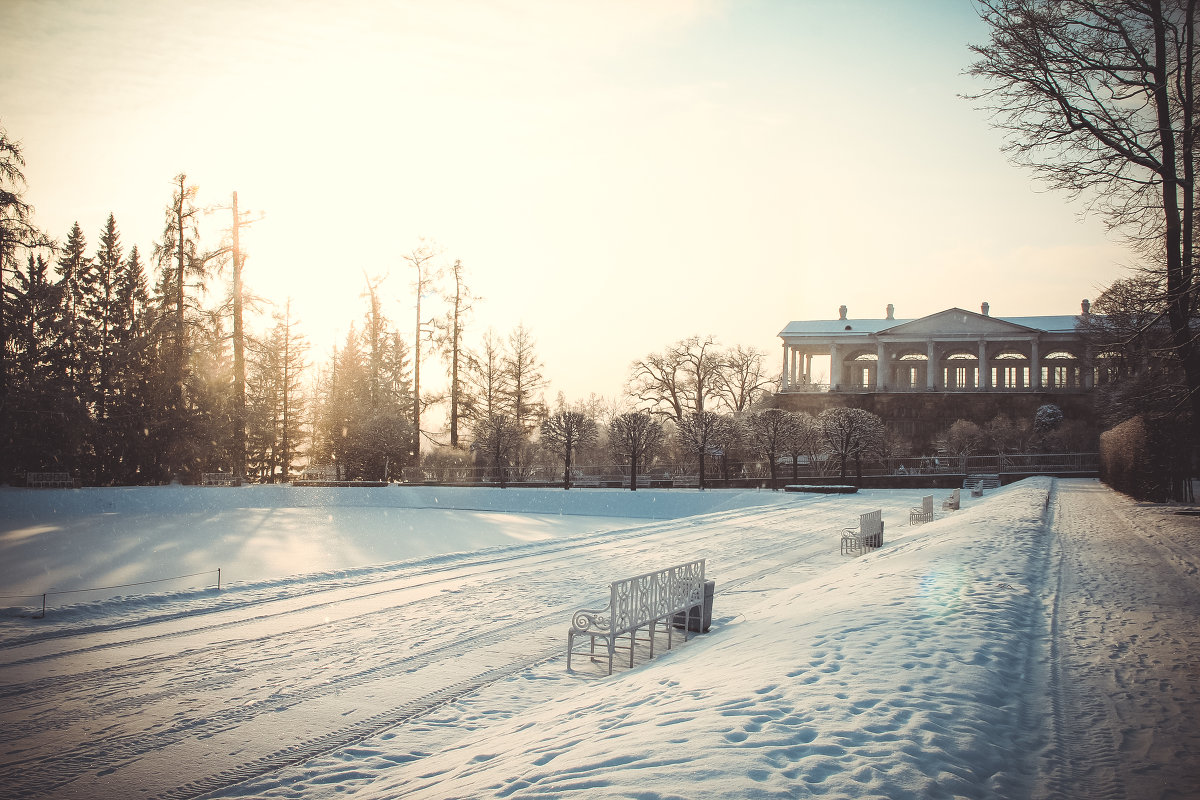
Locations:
217;567;221;592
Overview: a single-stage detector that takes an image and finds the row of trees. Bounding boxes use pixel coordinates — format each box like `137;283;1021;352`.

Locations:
471;400;1084;492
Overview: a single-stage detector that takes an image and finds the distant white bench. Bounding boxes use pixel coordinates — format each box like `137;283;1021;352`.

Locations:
910;495;934;525
964;474;1000;496
841;509;883;556
943;488;961;510
201;472;238;486
567;559;706;675
25;472;74;488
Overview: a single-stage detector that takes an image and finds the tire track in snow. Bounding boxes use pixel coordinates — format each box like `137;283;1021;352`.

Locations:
0;501;822;697
1;497;873;799
146;529;846;800
0;501;817;664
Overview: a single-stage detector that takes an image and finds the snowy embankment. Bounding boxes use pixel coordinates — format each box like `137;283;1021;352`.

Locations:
0;480;1077;799
333;480;1055;800
0;485;782;618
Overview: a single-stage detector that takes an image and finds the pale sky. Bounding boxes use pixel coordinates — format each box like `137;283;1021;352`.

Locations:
3;0;1132;404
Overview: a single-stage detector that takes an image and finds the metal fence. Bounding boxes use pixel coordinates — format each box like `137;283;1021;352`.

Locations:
398;452;1099;486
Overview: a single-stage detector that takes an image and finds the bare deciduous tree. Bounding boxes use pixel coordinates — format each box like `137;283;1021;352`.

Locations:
438;259;474;449
540;409;598;489
717;345;773;412
609;411;664;491
970;0;1199;449
747;408;800;488
676;410;729;490
819;407;885;482
473;413;524;487
629;335;725;421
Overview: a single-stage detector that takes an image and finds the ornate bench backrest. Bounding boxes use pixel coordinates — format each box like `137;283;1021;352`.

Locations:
860;509;882;535
609;559;705;636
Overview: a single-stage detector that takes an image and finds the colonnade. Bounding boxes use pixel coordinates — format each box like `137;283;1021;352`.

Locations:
779;340;1094;393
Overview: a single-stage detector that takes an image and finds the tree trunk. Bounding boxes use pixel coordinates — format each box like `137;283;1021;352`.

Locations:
231;192;246;482
563;440;572;490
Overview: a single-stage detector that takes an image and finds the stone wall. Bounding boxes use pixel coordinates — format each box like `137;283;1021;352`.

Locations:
773;391;1098;454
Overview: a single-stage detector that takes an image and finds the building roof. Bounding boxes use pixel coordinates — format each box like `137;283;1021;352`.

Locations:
778;308;1084;338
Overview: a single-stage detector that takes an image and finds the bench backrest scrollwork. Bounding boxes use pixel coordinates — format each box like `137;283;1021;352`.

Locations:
609;559;704;637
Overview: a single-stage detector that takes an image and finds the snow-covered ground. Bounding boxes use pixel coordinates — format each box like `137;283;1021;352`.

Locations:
1;480;1197;799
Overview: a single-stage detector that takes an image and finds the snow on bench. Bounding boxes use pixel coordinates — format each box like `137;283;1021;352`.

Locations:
201;472;239;486
841;509;883;556
910;495;934;525
567;559;706;675
25;472;75;489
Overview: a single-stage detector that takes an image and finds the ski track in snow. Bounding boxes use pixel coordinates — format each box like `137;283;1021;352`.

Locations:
0;492;859;800
1;480;1198;799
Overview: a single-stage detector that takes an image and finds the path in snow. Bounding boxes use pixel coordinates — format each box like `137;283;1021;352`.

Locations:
1041;481;1200;800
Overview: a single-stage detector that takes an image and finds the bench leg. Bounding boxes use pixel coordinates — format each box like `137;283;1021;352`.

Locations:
648;619;656;659
567;632;574;671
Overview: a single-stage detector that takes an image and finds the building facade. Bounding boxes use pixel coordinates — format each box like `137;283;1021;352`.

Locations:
775;302;1101;451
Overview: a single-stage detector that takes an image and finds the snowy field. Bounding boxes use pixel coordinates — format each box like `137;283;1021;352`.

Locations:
1;480;1198;799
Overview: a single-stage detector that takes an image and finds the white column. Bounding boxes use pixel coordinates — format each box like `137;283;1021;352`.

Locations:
829;343;840;390
1030;338;1041;390
926;340;937;389
876;342;888;391
978;341;989;390
780;343;789;391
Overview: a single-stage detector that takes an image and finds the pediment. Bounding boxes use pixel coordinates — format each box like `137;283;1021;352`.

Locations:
878;308;1038;337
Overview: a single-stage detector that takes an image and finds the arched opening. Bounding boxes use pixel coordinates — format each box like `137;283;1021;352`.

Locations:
847;351;878;390
895;352;928;390
1043;351;1080;389
944;351;979;390
991;350;1029;390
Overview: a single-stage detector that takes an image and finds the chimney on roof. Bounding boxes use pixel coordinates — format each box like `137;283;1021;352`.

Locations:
886;303;895;320
1082;298;1091;315
838;304;848;320
981;301;990;316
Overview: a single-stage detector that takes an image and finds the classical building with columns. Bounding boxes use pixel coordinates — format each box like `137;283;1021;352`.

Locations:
775;302;1101;451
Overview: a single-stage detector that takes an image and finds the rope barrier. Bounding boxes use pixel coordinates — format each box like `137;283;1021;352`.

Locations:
0;568;221;618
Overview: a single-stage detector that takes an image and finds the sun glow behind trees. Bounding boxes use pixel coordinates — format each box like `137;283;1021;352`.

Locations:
1;0;1134;405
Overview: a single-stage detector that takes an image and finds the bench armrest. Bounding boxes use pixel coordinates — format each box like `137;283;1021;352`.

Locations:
570;605;612;633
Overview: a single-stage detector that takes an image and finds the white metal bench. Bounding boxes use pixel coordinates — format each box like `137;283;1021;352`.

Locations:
25;472;74;488
841;509;883;556
965;474;1000;496
567;559;706;675
201;472;238;486
910;495;934;525
942;487;961;510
